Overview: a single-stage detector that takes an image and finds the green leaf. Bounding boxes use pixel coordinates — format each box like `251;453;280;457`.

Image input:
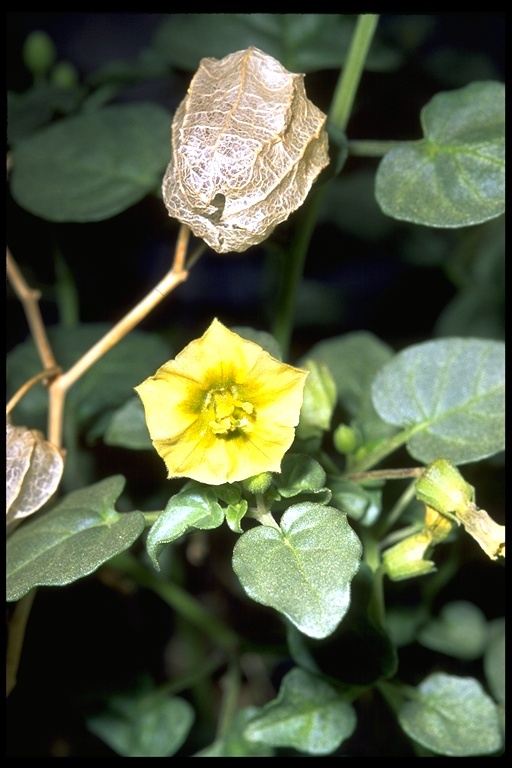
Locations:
276;454;326;497
285;624;322;676
195;707;274;757
86;47;172;88
8;84;86;145
232;503;362;639
232;326;282;361
371;337;505;464
224;499;249;534
105;396;152;450
296;565;397;686
435;218;505;340
385;605;430;649
483;618;505;705
376;81;505;227
328;477;382;526
398;673;503;756
6;476;145;601
87;686;194;757
214;482;243;506
146;484;224;569
152;14;400;74
304;331;395;444
7;324;172;437
417;601;488;660
10;103;172;221
244;668;356;755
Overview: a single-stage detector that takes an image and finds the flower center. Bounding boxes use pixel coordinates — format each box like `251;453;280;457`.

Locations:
206;386;255;436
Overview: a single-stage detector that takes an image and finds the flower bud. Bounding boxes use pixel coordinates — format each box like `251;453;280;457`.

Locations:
296;359;337;440
241;472;274;495
382;530;436;581
23;31;56;78
415;458;474;518
51;61;79;89
333;424;358;455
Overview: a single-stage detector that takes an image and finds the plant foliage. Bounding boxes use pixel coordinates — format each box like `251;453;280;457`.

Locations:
6;13;504;758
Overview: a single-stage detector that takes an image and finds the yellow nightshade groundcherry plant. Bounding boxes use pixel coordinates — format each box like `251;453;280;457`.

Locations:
135;318;308;485
7;15;504;759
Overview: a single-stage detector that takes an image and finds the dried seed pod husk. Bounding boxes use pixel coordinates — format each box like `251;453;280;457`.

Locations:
163;46;329;253
6;421;64;530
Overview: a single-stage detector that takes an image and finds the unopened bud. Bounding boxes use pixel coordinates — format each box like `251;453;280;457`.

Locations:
296;359;337;440
333;424;358;455
416;458;474;519
241;472;274;495
383;530;436;581
23;31;56;78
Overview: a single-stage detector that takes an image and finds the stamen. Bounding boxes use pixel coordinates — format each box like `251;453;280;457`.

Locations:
207;387;255;435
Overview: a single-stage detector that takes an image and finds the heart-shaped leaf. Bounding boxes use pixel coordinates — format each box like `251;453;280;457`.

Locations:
371;338;505;464
244;667;356;755
398;673;503;756
484;619;505;705
304;331;395;445
7;475;145;601
10;103;172;221
87;687;194;757
376;81;505;227
105;396;152;450
232;503;362;638
195;707;274;757
417;601;488;660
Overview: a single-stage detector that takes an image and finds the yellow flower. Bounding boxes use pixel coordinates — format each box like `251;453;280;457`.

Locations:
135;319;308;485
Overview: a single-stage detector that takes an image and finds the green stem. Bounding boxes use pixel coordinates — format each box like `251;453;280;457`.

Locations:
143;654;224;700
272;15;379;360
346;426;418;475
377;679;410;715
216;660;243;740
111;552;240;654
247;493;280;530
6;589;37;697
348;139;413;157
142;511;163;526
54;249;80;327
359;530;386;630
345;467;423;483
376;479;420;541
328;14;380;131
272;187;324;359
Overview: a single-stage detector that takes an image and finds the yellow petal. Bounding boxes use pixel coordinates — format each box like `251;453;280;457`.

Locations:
135;319;308;485
172;318;264;384
135;375;199;440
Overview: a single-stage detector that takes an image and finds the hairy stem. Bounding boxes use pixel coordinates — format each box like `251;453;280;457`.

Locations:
7;248;58;372
272;14;380;359
329;14;380;132
6;589;37;697
271;187;323;359
47;225;194;448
